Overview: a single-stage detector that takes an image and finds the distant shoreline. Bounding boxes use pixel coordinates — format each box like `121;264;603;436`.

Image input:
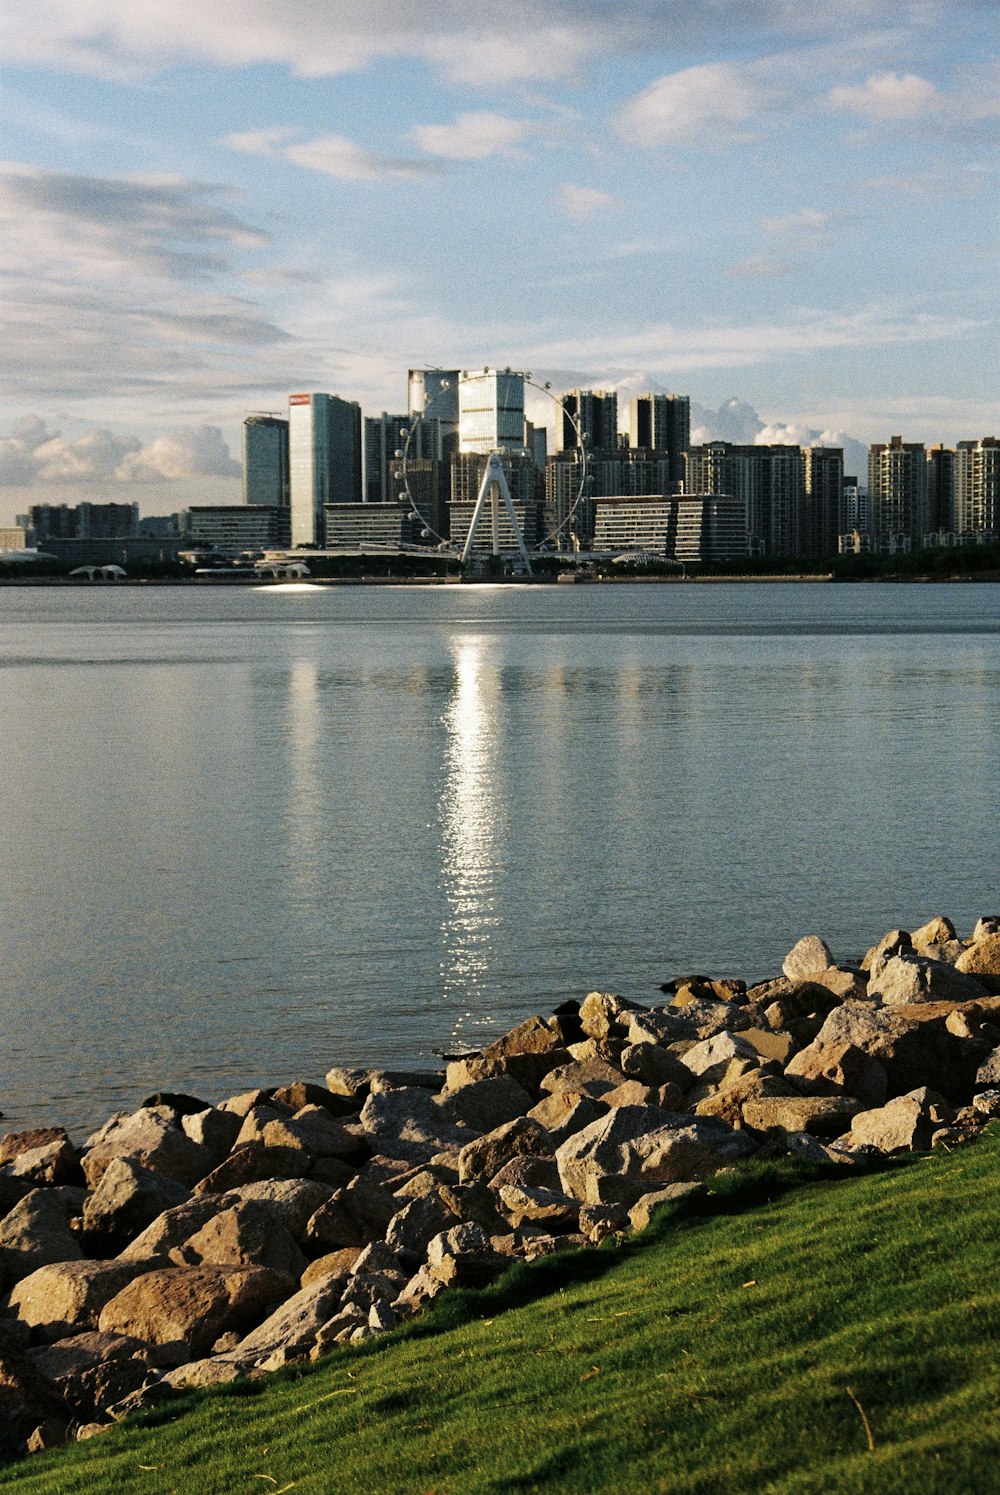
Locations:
1;572;999;588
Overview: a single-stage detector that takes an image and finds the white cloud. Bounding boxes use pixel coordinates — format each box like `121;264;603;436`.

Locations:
0;418;240;485
615;61;779;146
222;128;436;181
829;71;941;120
762;207;833;234
557;184;622;221
412;112;532;161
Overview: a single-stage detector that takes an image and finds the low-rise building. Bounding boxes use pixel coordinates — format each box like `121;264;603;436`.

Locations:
187;505;290;551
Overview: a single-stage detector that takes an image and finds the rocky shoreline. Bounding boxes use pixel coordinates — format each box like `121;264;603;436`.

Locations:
2;912;1000;1463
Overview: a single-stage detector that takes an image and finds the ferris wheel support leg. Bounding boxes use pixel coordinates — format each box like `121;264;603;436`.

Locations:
497;473;532;575
460;465;495;565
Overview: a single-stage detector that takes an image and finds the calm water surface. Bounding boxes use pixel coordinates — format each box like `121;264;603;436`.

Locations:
1;581;998;1133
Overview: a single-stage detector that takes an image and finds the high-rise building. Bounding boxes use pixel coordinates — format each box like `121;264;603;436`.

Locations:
364;413;410;506
685;442;805;556
802;447;844;558
408;369;460;441
954;438;999;534
926;445;956;534
841;477;869;535
242;414;289;507
868;437;928;542
458;370;525;455
288;393;362;547
30;502;138;541
560;389;618;453
628;393;690;486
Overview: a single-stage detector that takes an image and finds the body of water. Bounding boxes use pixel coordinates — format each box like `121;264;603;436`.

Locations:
1;580;997;1134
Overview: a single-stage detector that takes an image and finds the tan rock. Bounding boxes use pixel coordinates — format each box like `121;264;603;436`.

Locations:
784;1040;888;1108
539;1059;628;1102
782;935;836;981
98;1265;292;1358
10;1260;157;1341
955;934;1000;994
457;1117;551;1185
170;1199;307;1278
301;1249;361;1286
694;1072;798;1129
526;1091;605;1147
741;1094;860;1137
82;1107;210;1190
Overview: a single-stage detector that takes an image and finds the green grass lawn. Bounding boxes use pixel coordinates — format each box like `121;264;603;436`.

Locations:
4;1127;999;1495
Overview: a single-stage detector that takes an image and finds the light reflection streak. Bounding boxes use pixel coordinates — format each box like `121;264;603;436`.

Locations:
439;638;503;1049
286;660;322;895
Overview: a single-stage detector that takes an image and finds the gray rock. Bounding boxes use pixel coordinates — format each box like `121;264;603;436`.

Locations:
0;1189;84;1287
215;1275;348;1366
82;1157;191;1250
82;1107;211;1190
974;1047;1000;1089
525;1091;605;1147
678;1031;761;1078
848;1088;951;1152
457;1117;551;1185
436;1076;534;1132
181;1108;242;1158
868;952;989;1005
9;1260;157;1342
224;1178;335;1239
170;1199;307;1279
384;1192;458;1262
783;935;836;981
425;1222;507;1286
359;1087;475;1165
556;1105;755;1207
116;1195;231;1263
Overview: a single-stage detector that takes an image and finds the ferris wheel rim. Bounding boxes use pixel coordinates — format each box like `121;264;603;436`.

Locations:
398;367;590;556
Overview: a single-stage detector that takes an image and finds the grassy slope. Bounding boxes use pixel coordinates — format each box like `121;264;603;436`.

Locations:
3;1127;999;1495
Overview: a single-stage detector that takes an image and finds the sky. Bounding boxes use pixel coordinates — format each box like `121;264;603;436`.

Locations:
0;0;998;521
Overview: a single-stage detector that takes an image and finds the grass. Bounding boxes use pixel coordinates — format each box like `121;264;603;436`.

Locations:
3;1128;999;1494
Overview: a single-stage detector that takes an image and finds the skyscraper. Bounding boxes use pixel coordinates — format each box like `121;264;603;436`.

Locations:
685;442;806;556
560;389;618;453
242;414;289;507
458;370;525;455
288;393;362;547
868;437;928;542
628;393;690;486
955;438;999;534
408;369;460;443
802;446;844;558
364;413;410;506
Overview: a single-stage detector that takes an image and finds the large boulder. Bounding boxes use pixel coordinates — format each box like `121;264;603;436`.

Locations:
526;1091;605;1147
384;1193;458;1263
955;934;1000;994
9;1259;157;1342
82;1157;191;1251
555;1105;755;1208
693;1071;800;1130
678;1031;761;1078
214;1275;349;1369
117;1195;232;1264
0;1128;81;1187
784;1041;888;1108
358;1087;474;1165
98;1265;292;1359
740;1095;860;1138
170;1199;308;1279
782;935;836;981
82;1107;211;1190
436;1076;534;1132
0;1328;71;1463
193;1141;311;1194
538;1060;628;1103
457;1117;551;1185
808;1001;990;1104
445;1016;570;1096
0;1189;84;1287
867;953;988;1006
847;1088;951;1152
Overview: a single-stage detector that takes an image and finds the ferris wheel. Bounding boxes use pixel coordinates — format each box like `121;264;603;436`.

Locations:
395;368;590;572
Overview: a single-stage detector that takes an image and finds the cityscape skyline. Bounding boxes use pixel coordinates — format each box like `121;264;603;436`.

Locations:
1;1;997;526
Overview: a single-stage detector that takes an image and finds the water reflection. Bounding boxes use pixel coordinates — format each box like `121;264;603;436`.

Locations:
285;659;322;893
439;638;503;1050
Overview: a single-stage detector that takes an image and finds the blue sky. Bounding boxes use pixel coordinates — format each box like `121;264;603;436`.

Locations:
0;0;997;518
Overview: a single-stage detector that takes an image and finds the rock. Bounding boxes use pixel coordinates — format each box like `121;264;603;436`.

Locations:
26;1419;69;1452
385;1192;458;1262
193;1141;311;1194
619;1042;691;1090
234;1105;293;1147
955;934;1000;994
171;1199;308;1279
0;1175;34;1219
864;929;912;976
0;1189;84;1287
181;1107;242;1158
601;1080;662;1109
224;1178;335;1239
811;1001;989;1104
98;1265;293;1359
457;1117;552;1185
301;1250;361;1286
868;953;989;1005
218;1088;274;1117
105;1379;178;1422
525;1092;605;1147
82;1157;191;1251
44;1354;153;1423
807;969;869;1003
445;1017;570;1096
215;1275;348;1367
973;917;1000;941
116;1195;231;1263
358;1087;474;1165
848;1088;951;1152
0;1330;72;1464
694;1071;800;1129
141;1092;212;1121
0;1128;80;1187
538;1059;628;1102
556;1105;755;1207
677;1031;761;1078
739;1027;797;1065
578;1204;629;1243
436;1076;534;1132
163;1357;245;1389
26;1330;156;1383
628;1183;702;1232
304;1196;365;1251
369;1300;396;1332
425;1222;507;1287
497;1183;579;1231
578;991;641;1042
683;1058;761;1108
9;1260;158;1342
488;1155;563;1194
82;1106;211;1190
784;1040;888;1108
740;1095;860;1138
975;1047;1000;1089
910;915;958;954
783;935;836;981
285;1106;367;1161
271;1081;359;1118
